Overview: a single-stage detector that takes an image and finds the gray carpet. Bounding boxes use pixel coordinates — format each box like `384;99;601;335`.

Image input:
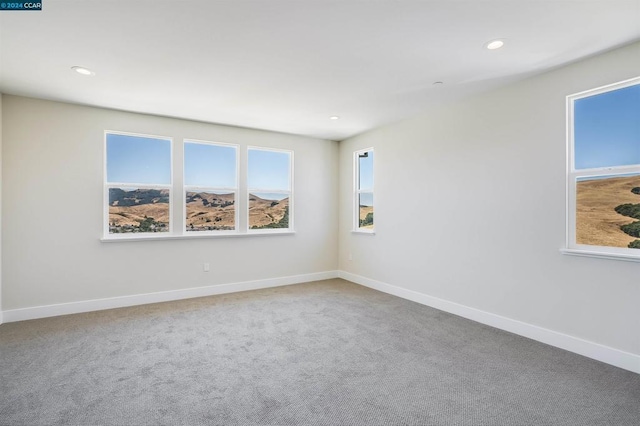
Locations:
0;279;639;426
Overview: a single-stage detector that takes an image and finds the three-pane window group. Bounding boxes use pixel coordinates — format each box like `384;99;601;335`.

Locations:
105;133;292;236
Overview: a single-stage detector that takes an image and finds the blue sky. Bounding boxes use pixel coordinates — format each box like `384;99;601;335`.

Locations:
574;84;639;170
359;193;373;207
184;142;236;188
107;134;171;184
358;150;374;207
248;149;290;190
250;192;290;201
359;150;374;190
108;135;291;191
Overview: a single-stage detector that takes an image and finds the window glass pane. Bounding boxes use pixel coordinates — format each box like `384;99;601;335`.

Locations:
574;84;640;169
106;133;171;184
576;174;640;249
184;142;237;187
249;192;289;229
358;150;374;190
108;188;170;234
186;191;235;231
248;149;290;190
359;192;374;229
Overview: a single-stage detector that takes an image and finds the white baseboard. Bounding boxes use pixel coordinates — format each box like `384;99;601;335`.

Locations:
3;269;638;375
338;271;640;375
1;270;339;323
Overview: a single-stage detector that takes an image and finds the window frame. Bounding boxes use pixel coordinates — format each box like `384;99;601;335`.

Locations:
103;130;174;239
353;147;375;234
183;139;239;235
246;146;294;233
565;76;640;261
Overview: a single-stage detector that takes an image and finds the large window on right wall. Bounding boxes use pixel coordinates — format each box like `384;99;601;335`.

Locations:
354;148;374;232
567;77;640;258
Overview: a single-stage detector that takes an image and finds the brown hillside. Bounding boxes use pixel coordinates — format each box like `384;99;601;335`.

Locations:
108;188;170;232
576;175;640;248
359;206;374;229
186;192;235;231
249;194;289;228
109;203;169;229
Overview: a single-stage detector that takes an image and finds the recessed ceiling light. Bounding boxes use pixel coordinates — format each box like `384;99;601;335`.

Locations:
433;81;444;86
329;116;340;120
71;66;95;76
485;39;505;50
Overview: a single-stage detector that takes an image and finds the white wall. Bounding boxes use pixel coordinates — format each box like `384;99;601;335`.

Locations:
339;42;640;358
2;96;338;310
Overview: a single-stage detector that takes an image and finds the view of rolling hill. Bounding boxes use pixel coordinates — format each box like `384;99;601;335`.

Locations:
249;194;289;229
359;205;373;229
576;175;640;249
108;189;289;232
186;192;235;231
108;188;170;233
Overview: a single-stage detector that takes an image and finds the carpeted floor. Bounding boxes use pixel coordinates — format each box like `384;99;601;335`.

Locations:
0;278;639;426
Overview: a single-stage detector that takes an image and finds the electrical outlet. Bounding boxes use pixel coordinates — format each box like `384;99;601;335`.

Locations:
203;262;210;272
348;253;353;261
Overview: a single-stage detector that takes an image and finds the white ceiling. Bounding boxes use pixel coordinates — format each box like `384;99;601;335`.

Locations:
1;1;639;141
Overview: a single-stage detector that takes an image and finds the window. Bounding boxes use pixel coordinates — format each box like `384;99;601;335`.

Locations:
567;77;640;258
247;147;293;231
104;132;294;240
184;140;238;233
105;132;172;235
354;148;374;232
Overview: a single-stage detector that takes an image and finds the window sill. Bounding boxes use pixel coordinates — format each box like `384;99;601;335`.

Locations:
101;230;296;242
351;230;375;236
560;248;640;263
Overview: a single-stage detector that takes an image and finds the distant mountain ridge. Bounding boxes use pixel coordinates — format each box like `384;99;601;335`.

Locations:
109;188;169;206
187;191;234;207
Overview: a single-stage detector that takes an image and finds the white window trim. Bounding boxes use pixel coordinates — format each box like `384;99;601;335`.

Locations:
102;134;298;241
564;76;640;262
103;130;173;240
246;146;294;233
100;231;295;242
183;139;239;235
353;147;375;234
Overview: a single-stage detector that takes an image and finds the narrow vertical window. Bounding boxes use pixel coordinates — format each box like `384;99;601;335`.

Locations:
567;77;640;256
105;132;172;236
184;141;238;233
247;148;293;231
355;148;374;232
